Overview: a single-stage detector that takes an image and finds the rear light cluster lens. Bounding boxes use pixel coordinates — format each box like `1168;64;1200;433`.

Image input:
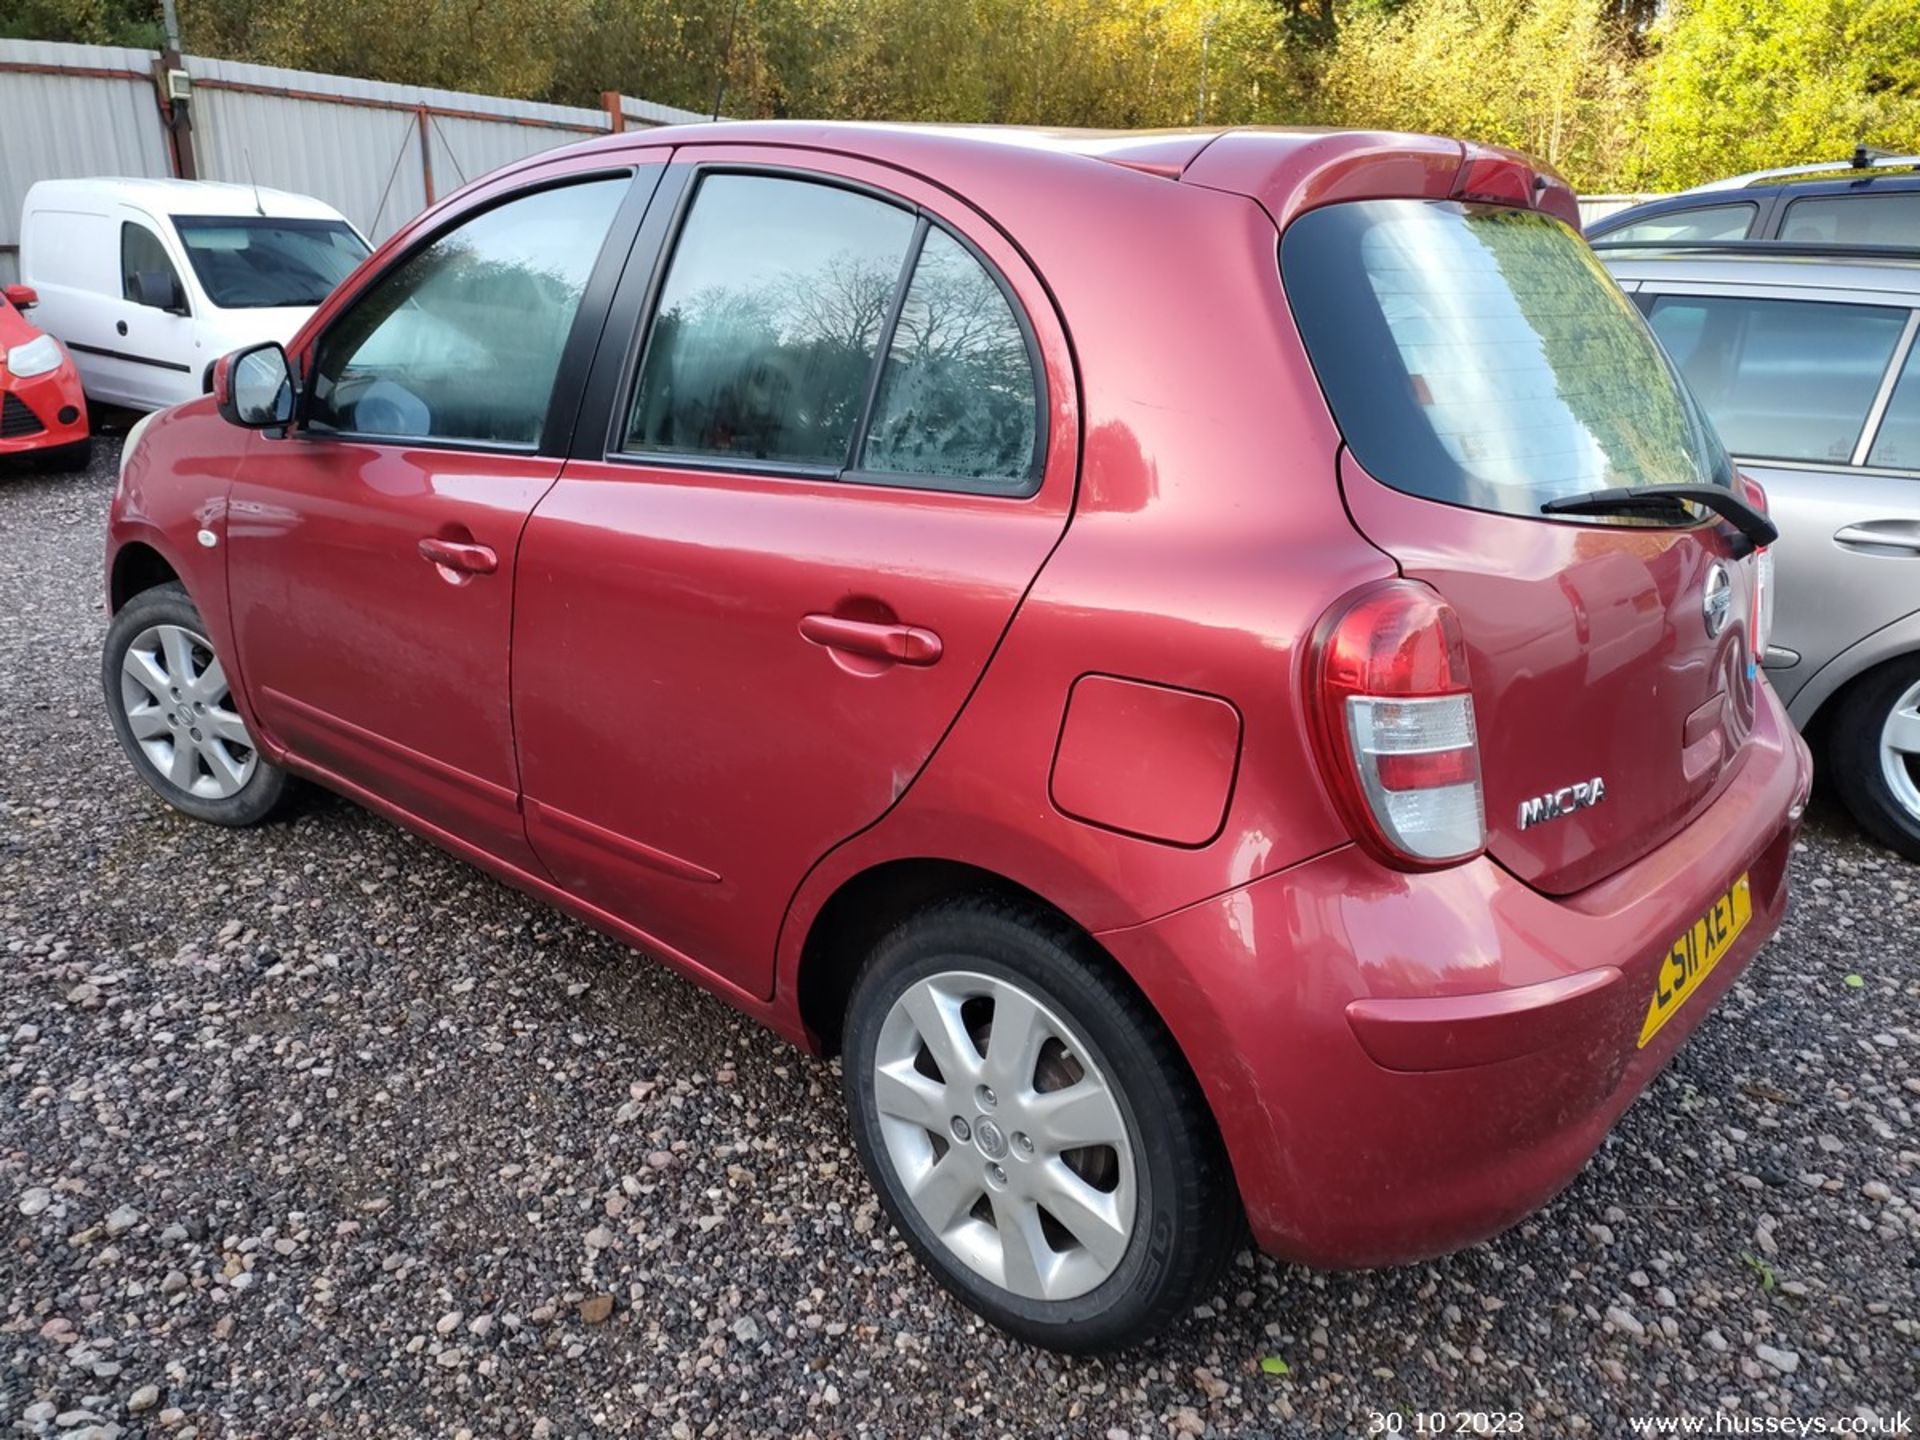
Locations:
1741;476;1773;665
1312;580;1487;868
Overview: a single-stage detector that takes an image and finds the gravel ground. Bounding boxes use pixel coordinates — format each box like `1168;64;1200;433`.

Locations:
2;439;1916;1439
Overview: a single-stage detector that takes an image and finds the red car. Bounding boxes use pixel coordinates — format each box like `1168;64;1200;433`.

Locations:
0;283;89;472
101;124;1813;1351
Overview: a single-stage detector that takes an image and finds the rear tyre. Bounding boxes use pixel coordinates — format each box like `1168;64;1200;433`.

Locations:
34;438;93;473
841;897;1240;1352
102;582;290;827
1828;655;1920;862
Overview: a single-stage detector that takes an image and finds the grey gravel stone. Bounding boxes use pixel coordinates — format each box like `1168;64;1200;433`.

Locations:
1;438;1914;1435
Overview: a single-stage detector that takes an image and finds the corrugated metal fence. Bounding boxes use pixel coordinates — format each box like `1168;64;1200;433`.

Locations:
0;38;709;283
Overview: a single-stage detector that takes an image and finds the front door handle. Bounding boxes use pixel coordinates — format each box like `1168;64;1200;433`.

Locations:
800;613;943;666
418;536;498;576
1834;520;1920;556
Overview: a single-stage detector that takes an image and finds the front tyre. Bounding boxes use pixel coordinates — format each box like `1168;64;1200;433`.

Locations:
103;582;289;826
1829;655;1920;862
842;898;1240;1352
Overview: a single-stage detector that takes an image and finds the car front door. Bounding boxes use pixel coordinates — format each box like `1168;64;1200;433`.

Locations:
1640;285;1920;706
110;212;197;408
511;155;1077;999
225;160;658;868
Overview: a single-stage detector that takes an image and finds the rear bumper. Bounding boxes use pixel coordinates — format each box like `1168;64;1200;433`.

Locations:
1100;681;1813;1267
0;364;89;457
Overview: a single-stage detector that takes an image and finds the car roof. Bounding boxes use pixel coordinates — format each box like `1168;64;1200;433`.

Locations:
506;120;1581;229
24;176;350;223
1600;247;1920;296
1587;169;1920;238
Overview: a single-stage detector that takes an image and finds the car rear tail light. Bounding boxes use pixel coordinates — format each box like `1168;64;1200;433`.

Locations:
1741;476;1773;664
1311;580;1486;868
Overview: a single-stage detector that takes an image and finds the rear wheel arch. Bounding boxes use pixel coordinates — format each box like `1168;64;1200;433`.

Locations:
798;859;1065;1057
794;860;1222;1135
110;541;180;613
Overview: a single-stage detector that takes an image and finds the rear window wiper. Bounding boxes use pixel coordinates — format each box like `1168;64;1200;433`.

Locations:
1541;484;1777;557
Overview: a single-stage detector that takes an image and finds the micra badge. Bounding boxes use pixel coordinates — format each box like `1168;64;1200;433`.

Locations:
1518;777;1606;829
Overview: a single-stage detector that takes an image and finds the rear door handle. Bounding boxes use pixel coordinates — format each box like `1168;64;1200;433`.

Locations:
800;613;943;666
1833;520;1920;555
418;537;498;575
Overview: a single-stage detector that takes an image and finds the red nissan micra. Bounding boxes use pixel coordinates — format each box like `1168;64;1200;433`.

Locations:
102;123;1813;1351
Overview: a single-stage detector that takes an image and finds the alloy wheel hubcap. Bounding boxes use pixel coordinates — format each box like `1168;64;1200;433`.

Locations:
120;623;257;800
870;970;1136;1302
1881;678;1920;823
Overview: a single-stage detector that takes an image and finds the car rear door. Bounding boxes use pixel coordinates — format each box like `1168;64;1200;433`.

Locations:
1637;282;1920;706
1283;199;1768;895
225;158;659;869
511;151;1076;999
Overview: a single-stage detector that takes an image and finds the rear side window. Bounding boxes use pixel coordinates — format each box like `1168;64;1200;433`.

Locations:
1282;200;1722;517
1645;294;1908;463
1599;203;1755;245
860;227;1038;491
626;175;917;468
307;177;626;447
1867;341;1920;471
1779;193;1920;246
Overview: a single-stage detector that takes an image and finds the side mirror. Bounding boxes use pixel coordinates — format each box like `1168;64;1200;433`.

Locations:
3;283;38;310
214;342;296;429
132;269;186;314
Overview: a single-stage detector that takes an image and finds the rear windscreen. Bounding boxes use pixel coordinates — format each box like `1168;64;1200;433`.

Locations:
1281;200;1729;517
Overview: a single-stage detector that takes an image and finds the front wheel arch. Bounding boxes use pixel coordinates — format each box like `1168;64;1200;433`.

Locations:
110;540;181;613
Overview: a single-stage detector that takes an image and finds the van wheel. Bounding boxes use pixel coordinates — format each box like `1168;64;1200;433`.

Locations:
1828;655;1920;862
841;897;1240;1352
102;582;290;826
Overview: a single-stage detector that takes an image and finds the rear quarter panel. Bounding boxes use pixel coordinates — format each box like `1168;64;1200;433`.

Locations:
777;154;1393;997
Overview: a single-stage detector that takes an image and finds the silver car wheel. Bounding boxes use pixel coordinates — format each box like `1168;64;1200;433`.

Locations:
870;970;1137;1302
119;623;258;801
1880;677;1920;822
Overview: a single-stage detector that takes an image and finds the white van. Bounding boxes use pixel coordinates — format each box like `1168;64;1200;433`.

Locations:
19;178;370;411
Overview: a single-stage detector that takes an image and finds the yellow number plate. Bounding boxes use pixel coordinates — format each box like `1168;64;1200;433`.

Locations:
1638;873;1752;1049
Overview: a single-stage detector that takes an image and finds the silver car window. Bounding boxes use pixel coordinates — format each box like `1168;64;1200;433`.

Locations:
1868;342;1920;471
1646;294;1908;464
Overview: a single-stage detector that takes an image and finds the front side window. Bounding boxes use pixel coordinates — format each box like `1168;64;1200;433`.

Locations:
1867;339;1920;471
1780;193;1920;246
625;175;917;467
1646;294;1908;463
308;176;626;447
1283;200;1724;518
860;227;1038;491
172;216;369;309
1598;203;1755;245
121;221;184;309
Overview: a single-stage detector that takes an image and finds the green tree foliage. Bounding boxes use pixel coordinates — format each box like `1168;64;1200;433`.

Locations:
1;0;165;47
1321;0;1643;188
1634;0;1920;188
7;0;1915;191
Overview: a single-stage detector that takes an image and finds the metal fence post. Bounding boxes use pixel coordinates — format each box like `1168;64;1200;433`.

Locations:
152;47;197;178
416;104;435;205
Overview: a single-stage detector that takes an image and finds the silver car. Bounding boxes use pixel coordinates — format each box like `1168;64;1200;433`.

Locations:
1600;245;1920;860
